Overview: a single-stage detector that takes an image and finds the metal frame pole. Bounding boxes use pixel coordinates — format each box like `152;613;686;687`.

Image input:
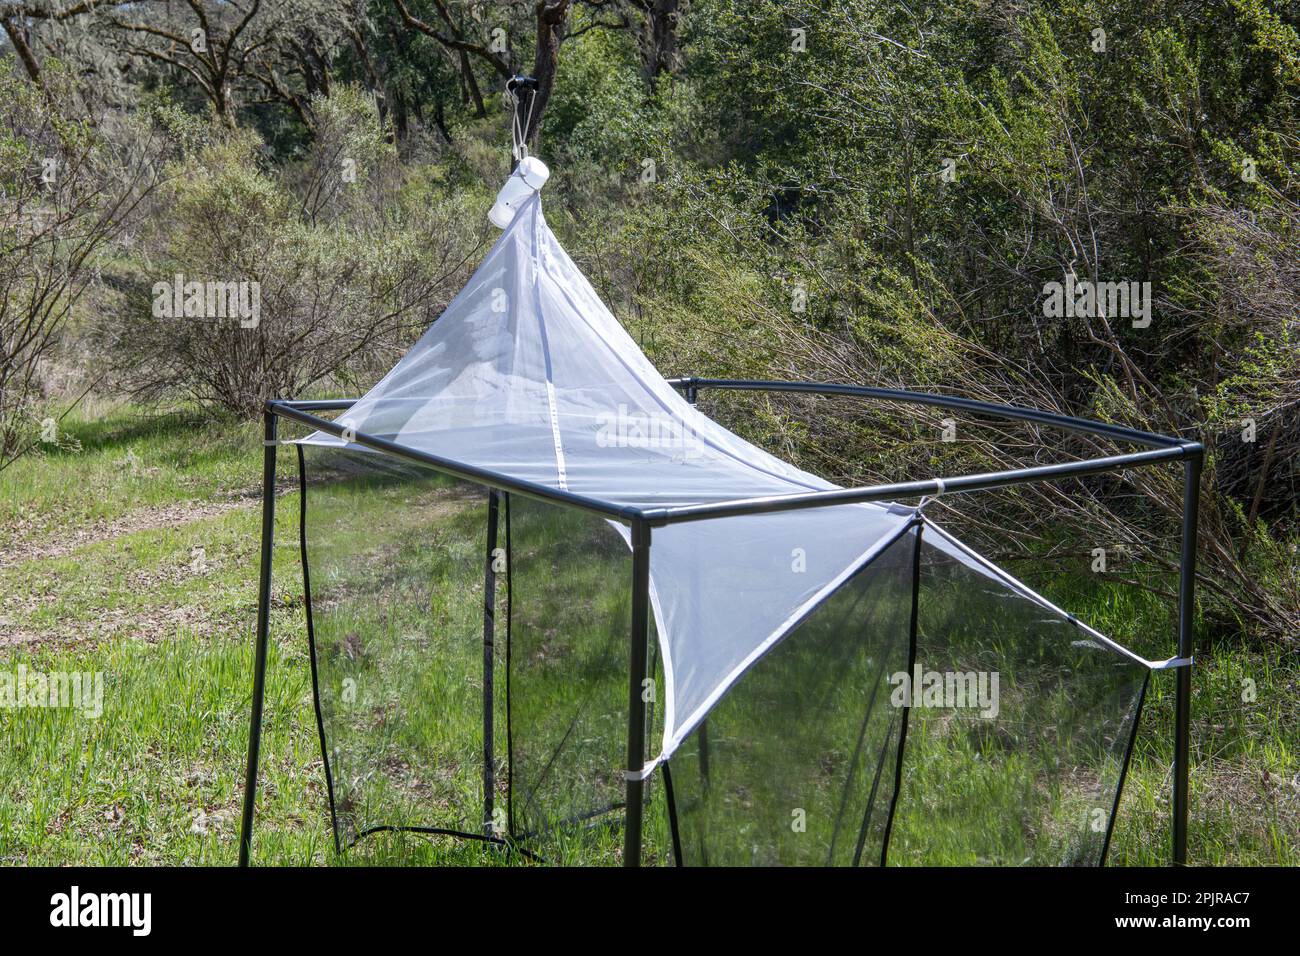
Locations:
1172;449;1202;865
880;520;923;865
239;409;278;867
483;490;500;836
681;380;710;790
623;518;652;867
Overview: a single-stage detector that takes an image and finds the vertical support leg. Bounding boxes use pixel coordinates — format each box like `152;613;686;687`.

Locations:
483;490;500;836
623;518;652;867
239;409;278;867
678;375;704;796
880;519;922;866
1173;451;1201;865
698;719;711;790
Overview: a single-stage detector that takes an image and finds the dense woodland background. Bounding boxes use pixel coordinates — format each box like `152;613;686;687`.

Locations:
1;1;1296;654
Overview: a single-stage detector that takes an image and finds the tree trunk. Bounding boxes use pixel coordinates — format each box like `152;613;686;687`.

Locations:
1;16;42;85
393;88;410;142
521;0;572;150
433;97;453;144
459;48;487;117
640;0;682;89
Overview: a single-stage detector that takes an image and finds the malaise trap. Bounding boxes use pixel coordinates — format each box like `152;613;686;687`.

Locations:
237;156;1203;868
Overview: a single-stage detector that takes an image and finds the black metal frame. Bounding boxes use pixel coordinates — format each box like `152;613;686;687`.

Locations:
483;490;501;837
879;521;924;866
238;379;1202;867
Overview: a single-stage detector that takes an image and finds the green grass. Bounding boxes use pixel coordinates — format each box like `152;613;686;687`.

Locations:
0;403;1294;865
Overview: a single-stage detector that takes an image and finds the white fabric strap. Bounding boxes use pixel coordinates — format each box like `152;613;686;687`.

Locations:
624;757;661;782
544;380;569;490
509;80;538;162
531;205;569;491
915;477;946;512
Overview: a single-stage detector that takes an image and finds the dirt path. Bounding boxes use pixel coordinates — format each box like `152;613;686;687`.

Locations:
0;492;273;649
0;479;308;568
1;499;254;567
0;479;479;650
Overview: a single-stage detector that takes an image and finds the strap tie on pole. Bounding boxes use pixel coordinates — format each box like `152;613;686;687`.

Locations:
624;756;661;782
916;477;946;513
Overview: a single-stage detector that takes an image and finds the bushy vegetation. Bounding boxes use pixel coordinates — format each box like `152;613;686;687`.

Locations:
90;89;484;416
0;65;163;463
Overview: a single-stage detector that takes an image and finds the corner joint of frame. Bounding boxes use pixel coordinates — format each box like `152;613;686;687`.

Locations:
630;516;654;547
633;507;669;530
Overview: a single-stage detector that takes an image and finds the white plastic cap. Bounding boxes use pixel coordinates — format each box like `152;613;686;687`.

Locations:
489;157;551;229
516;156;550;189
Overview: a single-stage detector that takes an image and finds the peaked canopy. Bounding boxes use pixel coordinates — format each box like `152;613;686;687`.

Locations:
300;194;1131;762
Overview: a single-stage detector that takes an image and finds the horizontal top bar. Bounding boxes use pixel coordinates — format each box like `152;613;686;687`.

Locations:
642;444;1191;526
267;401;638;523
267;379;1201;526
666;378;1198;452
274;398;360;411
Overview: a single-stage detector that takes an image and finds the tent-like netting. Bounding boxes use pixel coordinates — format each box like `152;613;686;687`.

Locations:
290;192;1155;865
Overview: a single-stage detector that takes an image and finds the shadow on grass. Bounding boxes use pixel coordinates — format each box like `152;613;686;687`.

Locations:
50;406;223;458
